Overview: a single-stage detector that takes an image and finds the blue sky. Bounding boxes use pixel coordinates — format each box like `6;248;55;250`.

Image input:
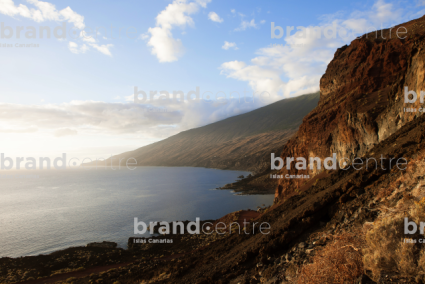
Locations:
0;0;424;162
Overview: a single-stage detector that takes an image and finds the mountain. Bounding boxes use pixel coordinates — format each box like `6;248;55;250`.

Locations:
90;92;320;175
275;15;425;201
5;15;425;284
10;72;425;284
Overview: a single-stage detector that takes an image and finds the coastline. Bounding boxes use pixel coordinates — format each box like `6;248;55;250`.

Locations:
0;206;271;284
218;170;277;195
1;166;270;259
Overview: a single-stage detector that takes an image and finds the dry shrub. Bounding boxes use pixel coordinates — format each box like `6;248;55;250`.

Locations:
418;250;425;272
297;231;365;284
363;213;405;276
396;241;417;275
376;187;394;200
363;196;425;281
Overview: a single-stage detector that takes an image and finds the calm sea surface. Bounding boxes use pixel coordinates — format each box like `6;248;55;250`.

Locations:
0;167;273;258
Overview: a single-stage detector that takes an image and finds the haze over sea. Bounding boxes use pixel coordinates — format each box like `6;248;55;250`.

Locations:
0;167;273;258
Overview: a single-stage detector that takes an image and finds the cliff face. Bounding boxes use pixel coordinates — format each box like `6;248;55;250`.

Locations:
276;15;425;200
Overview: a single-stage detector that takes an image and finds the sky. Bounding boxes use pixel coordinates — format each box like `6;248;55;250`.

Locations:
0;0;424;163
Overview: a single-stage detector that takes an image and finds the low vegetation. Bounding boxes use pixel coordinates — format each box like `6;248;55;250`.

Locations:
363;195;425;282
297;194;425;283
298;231;365;283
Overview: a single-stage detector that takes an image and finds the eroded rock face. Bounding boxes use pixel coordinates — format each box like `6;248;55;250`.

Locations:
276;15;425;200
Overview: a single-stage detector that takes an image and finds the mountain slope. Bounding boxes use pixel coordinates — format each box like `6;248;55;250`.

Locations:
6;106;425;283
93;92;320;174
7;16;425;284
275;15;425;200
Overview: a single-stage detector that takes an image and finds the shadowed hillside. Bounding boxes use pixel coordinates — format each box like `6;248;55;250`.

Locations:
89;92;320;175
7;15;425;284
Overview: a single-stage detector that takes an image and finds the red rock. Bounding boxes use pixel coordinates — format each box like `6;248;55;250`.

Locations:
276;15;425;200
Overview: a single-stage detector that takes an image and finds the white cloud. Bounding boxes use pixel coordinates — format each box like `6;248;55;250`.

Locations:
413;0;425;17
155;0;198;30
0;127;38;133
146;0;209;62
222;41;238;50
208;11;223;23
221;0;406;101
90;43;113;57
68;41;88;54
231;9;235;13
260;20;266;24
0;0;113;56
372;0;401;24
125;94;135;102
0;97;276;141
139;33;149;40
0;0;85;29
220;60;290;100
220;32;332;98
69;39;112;56
80;30;96;43
196;0;211;8
147;26;184;62
0;101;184;136
235;19;257;31
54;128;78;137
67;41;77;53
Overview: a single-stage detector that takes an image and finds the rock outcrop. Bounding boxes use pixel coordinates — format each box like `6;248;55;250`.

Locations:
5;16;425;284
276;15;425;200
86;241;117;248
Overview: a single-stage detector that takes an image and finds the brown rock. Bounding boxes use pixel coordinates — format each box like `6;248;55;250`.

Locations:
276;15;425;201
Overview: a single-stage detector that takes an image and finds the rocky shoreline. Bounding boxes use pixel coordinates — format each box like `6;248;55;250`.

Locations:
0;207;271;284
4;15;425;284
218;172;277;195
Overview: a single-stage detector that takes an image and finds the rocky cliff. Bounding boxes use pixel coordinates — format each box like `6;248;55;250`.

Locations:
276;15;425;200
6;16;425;284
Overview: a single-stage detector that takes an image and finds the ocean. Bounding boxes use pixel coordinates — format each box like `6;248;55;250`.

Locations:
0;167;274;258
